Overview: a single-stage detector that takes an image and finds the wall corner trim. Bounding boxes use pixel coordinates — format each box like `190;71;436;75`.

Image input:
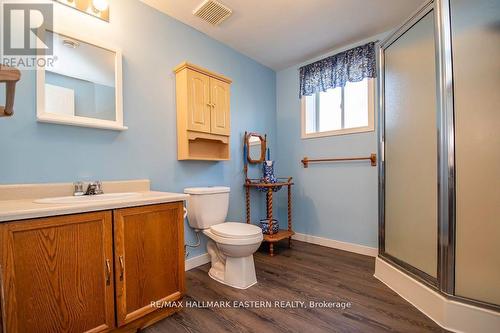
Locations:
374;257;500;333
292;233;378;257
185;253;211;271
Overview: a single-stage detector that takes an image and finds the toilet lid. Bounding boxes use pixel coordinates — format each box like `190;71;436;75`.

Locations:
210;222;262;239
184;186;230;195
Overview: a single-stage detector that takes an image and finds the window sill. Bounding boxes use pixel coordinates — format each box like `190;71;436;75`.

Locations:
301;126;374;139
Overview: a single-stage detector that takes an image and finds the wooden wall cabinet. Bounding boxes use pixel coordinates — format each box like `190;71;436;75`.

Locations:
174;62;232;161
0;202;185;333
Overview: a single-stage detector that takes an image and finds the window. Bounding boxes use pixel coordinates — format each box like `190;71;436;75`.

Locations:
301;78;374;138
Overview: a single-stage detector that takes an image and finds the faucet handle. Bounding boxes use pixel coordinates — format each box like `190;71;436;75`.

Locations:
73;181;85;196
95;181;104;195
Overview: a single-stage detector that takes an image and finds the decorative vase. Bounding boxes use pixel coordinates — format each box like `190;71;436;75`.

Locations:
258;160;282;192
259;219;279;235
262;160;277;183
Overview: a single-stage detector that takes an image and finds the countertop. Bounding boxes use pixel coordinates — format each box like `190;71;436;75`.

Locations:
0;191;189;222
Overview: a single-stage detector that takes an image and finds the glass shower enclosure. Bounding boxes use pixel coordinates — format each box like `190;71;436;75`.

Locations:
378;0;500;310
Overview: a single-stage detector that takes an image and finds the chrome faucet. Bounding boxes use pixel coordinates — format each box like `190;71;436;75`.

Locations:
73;181;85;196
85;181;104;196
73;181;104;196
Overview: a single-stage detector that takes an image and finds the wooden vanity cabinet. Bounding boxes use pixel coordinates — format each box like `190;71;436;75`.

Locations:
113;203;185;327
0;212;116;333
0;202;185;333
174;62;232;161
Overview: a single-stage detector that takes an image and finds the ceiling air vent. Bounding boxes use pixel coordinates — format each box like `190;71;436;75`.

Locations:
193;0;232;26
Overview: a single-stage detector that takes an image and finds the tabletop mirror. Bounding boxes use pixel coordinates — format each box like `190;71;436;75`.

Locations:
245;132;267;164
37;30;125;131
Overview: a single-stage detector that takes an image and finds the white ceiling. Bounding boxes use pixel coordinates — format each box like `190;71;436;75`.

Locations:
140;0;425;70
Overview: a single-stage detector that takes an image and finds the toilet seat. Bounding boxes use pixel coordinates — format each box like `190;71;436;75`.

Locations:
203;230;263;246
211;222;262;239
207;222;263;245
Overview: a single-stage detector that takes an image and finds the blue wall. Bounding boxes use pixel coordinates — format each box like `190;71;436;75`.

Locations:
275;39;381;248
0;0;276;258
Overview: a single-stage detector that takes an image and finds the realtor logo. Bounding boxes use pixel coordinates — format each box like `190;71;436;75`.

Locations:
2;3;53;56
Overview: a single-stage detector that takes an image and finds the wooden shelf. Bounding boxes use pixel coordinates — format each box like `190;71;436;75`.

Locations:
244;178;293;188
0;65;21;117
180;156;230;161
185;136;230;160
245;176;294;256
263;230;295;243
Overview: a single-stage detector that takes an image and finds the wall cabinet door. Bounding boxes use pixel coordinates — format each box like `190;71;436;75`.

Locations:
187;69;211;133
113;203;185;327
210;77;231;136
0;212;115;333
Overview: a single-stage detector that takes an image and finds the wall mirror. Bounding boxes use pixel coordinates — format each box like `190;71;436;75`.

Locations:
36;30;125;131
245;132;267;164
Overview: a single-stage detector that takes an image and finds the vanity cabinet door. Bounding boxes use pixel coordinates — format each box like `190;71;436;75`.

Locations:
0;212;115;333
186;69;212;133
210;77;231;136
113;203;185;327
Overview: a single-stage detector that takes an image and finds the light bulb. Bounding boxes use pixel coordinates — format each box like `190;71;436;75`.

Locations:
92;0;108;12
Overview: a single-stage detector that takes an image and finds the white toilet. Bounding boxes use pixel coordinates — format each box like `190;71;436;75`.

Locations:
184;186;263;289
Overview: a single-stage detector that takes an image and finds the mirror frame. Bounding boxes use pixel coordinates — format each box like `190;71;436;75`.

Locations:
245;132;267;164
36;28;126;131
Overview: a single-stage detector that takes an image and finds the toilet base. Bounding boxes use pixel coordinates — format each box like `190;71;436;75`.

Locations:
206;239;258;289
208;255;258;289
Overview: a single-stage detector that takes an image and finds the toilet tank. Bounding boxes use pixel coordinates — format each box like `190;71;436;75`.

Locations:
184;187;230;230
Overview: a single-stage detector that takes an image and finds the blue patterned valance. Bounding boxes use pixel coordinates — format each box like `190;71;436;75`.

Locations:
299;42;377;98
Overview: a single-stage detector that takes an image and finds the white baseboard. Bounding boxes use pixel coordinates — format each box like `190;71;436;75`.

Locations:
185;233;378;270
185;253;211;271
374;257;500;333
292;232;378;257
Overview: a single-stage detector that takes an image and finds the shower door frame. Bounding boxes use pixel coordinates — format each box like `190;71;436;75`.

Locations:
377;0;456;292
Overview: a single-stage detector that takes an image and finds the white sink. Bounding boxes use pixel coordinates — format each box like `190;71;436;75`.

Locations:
34;192;142;204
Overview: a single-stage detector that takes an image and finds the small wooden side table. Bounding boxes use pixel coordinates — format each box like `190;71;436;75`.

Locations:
244;177;294;256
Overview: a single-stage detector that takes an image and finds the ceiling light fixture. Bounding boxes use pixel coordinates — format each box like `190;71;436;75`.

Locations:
92;0;109;13
55;0;109;22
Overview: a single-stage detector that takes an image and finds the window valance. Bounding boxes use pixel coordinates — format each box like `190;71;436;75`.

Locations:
299;42;377;98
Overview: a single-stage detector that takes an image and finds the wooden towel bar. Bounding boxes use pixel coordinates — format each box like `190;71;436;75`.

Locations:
0;65;21;117
301;153;377;168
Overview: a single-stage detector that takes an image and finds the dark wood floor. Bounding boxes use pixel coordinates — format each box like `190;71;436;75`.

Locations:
145;241;446;333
